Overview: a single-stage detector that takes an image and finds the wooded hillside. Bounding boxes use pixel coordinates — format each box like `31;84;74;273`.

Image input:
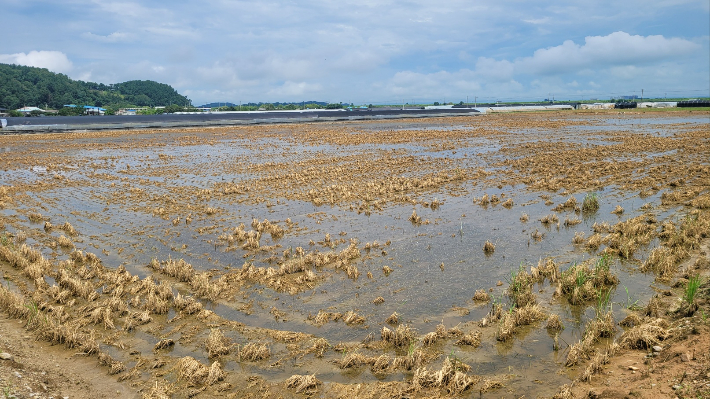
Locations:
0;63;191;110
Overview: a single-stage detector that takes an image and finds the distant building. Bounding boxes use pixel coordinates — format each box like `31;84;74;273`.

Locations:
83;106;106;115
117;108;149;115
17;106;45;114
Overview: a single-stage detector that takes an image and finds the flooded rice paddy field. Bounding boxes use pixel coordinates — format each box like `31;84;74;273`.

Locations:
1;110;709;398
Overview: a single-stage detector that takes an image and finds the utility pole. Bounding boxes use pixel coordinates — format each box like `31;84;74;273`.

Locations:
641;89;644;101
475;96;477;107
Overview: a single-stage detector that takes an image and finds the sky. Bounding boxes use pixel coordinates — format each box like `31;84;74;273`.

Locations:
1;0;708;106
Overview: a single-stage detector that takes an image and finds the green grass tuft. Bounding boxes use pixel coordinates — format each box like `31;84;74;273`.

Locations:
582;192;600;213
684;275;701;305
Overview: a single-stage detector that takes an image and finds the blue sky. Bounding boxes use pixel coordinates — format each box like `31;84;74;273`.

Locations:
1;0;708;105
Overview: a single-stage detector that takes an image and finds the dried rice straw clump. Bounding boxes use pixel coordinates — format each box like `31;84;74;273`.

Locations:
206;328;233;357
381;324;417;347
285;374;321;393
239;342;271;361
618;318;670;349
411;357;478;395
176;356;225;386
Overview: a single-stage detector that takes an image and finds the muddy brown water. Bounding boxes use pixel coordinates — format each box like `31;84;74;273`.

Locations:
1;112;708;397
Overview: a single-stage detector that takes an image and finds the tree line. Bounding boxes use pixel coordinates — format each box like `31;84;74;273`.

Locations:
0;63;191;112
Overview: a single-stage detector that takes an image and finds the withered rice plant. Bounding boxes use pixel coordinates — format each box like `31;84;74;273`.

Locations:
496;304;545;342
385;312;399;325
565;312;615;367
59;221;77;236
381;324;416;347
343;310;365;325
454;331;481;347
572;231;586;244
540;214;559;225
206;328;233;357
545;314;564;332
552;384;574;399
531;257;559;283
483;240;495;254
411;357;477;395
618;318;670;349
480;379;504;393
564;216;582;226
89;306;115;330
308;338;330;358
285;374;321;394
57;235;74;249
163;258;195;282
154;339;175;351
98;352;125;375
508;265;536;308
479;302;503;327
472;289;490;302
371;354;391;373
641;246;678;280
409;209;422;224
142;380;173;399
586;233;603;250
28;212;43;222
239;342;270;361
176;356;224;386
579;345;618;382
556;256;618;305
618;314;642;328
338;352;375;369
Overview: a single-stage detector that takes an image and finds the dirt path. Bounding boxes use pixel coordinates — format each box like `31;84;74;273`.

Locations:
0;312;136;399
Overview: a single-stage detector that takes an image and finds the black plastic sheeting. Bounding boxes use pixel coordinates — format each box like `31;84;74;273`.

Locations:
615;102;638;109
677;100;710;108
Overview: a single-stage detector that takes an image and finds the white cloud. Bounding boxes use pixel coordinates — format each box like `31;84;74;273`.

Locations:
0;51;73;74
266;81;323;97
518;31;700;75
81;31;134;43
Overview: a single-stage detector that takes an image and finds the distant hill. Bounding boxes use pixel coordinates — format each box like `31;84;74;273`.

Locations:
0;63;191;110
199;101;329;108
198;102;238;108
